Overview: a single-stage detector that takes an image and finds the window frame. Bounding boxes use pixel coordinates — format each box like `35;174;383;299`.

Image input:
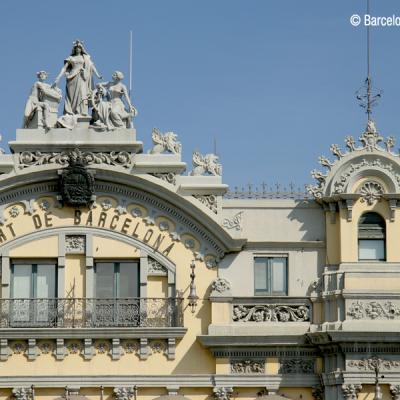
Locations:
94;259;140;299
358;212;386;262
253;255;288;296
11;259;58;299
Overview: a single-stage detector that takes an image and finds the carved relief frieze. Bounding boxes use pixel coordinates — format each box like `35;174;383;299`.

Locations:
211;278;231;294
279;358;314;374
232;304;310;323
19;148;134;169
150;172;177;185
230;359;265;374
347;356;400;371
347;300;400;320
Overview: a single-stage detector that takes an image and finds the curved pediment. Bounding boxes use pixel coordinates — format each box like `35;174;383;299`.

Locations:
308;120;400;202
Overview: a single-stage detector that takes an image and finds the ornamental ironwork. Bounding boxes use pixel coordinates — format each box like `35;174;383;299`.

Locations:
232;304;310;322
0;298;183;328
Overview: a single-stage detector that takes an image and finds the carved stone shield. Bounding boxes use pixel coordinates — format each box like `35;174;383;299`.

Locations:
59;154;95;207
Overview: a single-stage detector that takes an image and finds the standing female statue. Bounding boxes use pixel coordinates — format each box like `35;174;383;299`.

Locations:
53;40;102;116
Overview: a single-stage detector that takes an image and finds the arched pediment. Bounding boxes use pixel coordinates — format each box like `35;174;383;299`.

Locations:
308;120;400;200
0;170;245;266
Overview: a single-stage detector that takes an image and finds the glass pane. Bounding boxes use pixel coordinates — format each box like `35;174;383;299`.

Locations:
118;262;139;298
359;240;385;260
254;258;268;293
271;258;287;294
12;265;32;298
36;264;56;298
96;263;115;298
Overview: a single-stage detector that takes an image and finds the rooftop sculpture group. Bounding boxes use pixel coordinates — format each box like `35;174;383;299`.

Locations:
23;40;137;131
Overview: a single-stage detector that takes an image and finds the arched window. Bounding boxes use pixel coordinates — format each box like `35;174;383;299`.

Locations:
358;212;386;261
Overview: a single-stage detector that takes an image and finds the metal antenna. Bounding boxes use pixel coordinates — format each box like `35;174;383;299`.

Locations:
213;137;217;155
356;0;382;121
129;30;133;99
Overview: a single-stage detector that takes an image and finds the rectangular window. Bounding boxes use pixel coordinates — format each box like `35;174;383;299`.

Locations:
10;261;57;326
94;261;139;298
94;261;140;327
358;239;385;261
254;257;288;295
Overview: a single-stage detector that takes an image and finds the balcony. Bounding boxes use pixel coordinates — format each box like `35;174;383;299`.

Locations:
0;298;184;328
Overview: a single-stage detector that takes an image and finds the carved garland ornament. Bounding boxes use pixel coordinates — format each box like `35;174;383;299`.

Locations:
307;120;398;198
65;235;85;254
222;211;243;231
232;304;310;322
193;194;217;214
213;387;233;400
391;385;400;400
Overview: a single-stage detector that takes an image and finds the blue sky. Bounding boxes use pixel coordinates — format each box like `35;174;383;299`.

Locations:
1;0;400;190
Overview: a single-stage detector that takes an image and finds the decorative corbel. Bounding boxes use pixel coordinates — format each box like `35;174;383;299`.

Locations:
340;199;354;222
329;202;337;224
389;199;397;222
390;384;400;400
342;384;362;400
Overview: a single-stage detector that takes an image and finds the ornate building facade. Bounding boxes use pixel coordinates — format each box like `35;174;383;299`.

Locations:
0;41;399;400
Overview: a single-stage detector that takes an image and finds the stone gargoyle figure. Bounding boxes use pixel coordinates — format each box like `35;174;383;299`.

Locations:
91;71;137;130
53;39;102;116
23;70;62;129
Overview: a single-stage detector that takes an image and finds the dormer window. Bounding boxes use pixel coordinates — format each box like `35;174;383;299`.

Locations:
358;212;386;261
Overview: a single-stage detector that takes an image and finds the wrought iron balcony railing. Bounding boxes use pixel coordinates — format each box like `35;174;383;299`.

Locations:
0;298;184;328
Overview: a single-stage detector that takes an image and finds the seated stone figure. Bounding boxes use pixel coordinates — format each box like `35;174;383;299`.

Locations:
23;71;62;129
90;71;137;130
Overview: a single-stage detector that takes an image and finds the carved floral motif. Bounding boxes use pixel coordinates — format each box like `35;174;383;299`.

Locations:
390;385;400;400
222;211;243;231
211;278;231;293
65;235;85;254
113;387;136;400
150;172;177;185
342;384;362;400
232;304;310;322
230;360;264;374
12;388;33;400
148;258;167;275
193;194;217;214
347;301;400;320
213;387;233;400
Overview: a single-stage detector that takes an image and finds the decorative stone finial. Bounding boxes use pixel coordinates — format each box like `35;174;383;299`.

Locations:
191;151;222;176
150;128;182;154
